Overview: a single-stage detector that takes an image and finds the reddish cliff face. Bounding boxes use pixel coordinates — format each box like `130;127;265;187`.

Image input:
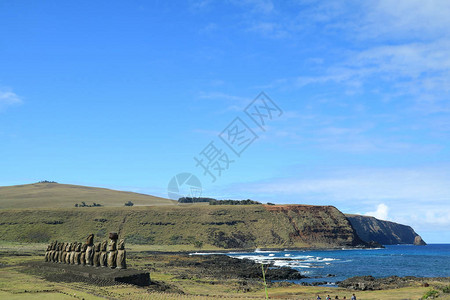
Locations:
264;205;368;248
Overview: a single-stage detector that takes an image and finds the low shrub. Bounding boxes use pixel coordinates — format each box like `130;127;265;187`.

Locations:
423;289;439;299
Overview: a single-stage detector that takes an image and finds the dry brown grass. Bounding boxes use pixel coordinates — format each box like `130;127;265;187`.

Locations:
0;182;175;209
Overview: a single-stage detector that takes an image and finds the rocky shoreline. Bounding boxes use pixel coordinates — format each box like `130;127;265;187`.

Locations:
338;275;450;290
166;254;306;281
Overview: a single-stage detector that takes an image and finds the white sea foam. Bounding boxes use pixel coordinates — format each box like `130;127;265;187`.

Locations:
189;252;225;255
320;258;337;262
254;249;281;253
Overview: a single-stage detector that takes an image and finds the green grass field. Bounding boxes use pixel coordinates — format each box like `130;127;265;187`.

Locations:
1;243;449;300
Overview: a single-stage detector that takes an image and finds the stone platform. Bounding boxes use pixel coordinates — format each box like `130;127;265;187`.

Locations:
27;261;150;286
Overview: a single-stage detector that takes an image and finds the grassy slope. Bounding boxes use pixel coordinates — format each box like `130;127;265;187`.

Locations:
0;205;363;249
0;182;176;209
0;205;362;249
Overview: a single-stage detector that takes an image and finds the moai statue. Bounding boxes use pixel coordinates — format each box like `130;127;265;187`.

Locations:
55;242;61;262
62;243;67;263
48;241;55;262
99;240;108;267
51;242;57;262
107;232;118;268
45;244;51;262
116;239;127;269
47;242;52;262
74;242;82;265
80;244;87;265
67;242;72;264
85;234;95;266
55;243;62;262
58;243;64;263
93;242;101;267
51;241;58;262
57;242;63;262
70;242;77;264
65;243;71;264
61;243;66;262
64;243;71;264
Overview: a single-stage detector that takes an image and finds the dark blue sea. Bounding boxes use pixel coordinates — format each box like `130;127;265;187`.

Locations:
193;244;450;286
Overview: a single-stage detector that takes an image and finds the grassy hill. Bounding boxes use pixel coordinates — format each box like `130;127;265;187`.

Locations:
0;205;366;250
0;182;176;209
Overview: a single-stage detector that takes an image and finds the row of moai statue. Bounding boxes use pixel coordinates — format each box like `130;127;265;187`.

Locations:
45;232;126;269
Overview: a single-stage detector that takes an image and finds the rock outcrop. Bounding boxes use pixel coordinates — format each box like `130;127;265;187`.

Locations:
338;275;447;290
414;235;427;246
346;214;425;245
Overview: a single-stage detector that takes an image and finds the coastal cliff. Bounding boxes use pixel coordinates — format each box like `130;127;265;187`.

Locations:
345;214;426;245
0;204;368;249
1;183;426;249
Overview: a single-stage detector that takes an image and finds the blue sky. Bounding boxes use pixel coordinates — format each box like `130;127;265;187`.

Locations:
1;1;449;242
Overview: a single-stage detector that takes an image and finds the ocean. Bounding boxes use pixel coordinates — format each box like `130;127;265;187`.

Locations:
194;244;450;286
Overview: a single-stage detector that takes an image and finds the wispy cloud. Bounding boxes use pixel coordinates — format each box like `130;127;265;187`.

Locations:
247;21;289;39
230;0;275;14
360;0;450;40
254;1;450;113
0;88;22;110
197;91;252;112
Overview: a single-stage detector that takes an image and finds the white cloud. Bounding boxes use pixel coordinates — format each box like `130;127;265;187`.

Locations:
365;203;389;220
231;0;274;14
424;209;450;226
247;21;289;39
362;0;450;40
0;89;22;110
275;39;450;110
